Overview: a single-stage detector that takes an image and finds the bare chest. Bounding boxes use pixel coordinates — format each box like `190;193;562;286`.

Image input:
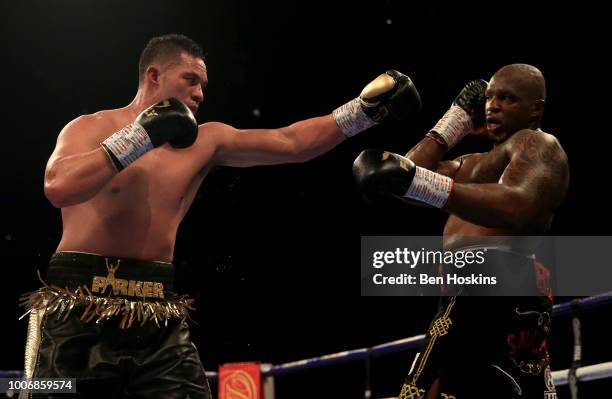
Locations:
455;149;511;184
99;146;209;212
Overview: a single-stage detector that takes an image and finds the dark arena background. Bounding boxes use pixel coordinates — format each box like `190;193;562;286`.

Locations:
1;1;610;398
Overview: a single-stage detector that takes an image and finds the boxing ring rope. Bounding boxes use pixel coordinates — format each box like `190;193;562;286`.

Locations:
3;292;612;395
201;292;612;388
549;291;612;316
552;361;612;385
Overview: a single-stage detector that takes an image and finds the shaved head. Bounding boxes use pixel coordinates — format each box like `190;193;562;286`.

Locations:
492;64;546;102
485;64;548;142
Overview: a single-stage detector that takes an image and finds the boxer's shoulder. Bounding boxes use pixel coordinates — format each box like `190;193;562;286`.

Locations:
62;108;129;138
54;109;128;154
508;129;560;148
505;129;567;166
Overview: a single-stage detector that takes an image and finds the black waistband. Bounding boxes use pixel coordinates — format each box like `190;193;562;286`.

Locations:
46;252;175;297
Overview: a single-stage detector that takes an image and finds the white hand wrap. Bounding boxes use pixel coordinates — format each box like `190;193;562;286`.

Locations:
332;98;376;138
404;166;453;208
101;123;153;170
430;105;473;149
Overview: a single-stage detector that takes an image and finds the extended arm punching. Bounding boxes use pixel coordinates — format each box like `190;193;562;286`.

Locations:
211;70;422;167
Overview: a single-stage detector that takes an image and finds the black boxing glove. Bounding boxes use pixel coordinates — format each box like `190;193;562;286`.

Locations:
101;98;198;171
333;70;421;137
428;79;488;149
353;149;453;208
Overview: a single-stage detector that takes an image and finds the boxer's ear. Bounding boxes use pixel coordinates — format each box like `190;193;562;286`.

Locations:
146;66;161;85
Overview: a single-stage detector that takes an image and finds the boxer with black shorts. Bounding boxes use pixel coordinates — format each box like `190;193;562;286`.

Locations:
353;64;569;398
21;33;421;398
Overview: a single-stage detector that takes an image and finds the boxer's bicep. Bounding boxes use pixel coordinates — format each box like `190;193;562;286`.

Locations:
500;131;569;211
208;124;291;167
44;115;120;207
208;116;345;167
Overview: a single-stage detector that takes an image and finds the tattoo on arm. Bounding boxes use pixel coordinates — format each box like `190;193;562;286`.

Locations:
502;132;568;208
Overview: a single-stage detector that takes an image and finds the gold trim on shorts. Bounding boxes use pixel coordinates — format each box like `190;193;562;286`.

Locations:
19;271;194;329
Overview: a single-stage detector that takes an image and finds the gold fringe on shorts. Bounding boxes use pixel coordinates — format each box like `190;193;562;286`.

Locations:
19;271;195;329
